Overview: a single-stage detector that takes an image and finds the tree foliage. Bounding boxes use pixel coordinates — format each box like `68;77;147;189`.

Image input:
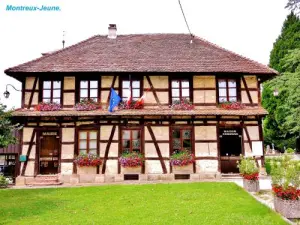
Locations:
263;49;300;149
269;12;300;73
286;0;300;13
0;103;18;148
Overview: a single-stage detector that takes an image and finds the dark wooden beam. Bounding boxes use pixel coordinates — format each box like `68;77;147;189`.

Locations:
146;125;167;174
21;129;36;176
27;77;38;109
241;76;253;104
145;75;161;106
102;125;116;174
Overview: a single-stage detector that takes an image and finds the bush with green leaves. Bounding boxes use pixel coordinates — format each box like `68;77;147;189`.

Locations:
270;154;300;190
0;174;8;188
237;155;259;179
265;157;283;175
286;147;295;154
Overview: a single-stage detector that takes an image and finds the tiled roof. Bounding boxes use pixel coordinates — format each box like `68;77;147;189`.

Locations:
12;107;268;117
5;34;277;76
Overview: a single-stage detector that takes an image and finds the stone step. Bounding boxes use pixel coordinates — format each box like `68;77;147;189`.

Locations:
27;181;63;186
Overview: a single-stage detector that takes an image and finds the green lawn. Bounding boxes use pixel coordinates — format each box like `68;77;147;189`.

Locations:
0;182;287;225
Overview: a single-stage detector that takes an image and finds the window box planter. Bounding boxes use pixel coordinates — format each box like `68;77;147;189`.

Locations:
172;164;193;174
74;154;102;168
170;150;195;168
34;102;61;111
121;166;142;174
119;152;144;168
170;98;194;110
274;196;300;219
74;98;101;111
219;101;245;110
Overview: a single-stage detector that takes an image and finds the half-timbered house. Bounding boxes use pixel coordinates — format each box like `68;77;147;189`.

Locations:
4;25;277;185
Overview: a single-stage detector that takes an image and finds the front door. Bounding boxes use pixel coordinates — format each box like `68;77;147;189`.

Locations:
39;131;59;175
219;128;242;173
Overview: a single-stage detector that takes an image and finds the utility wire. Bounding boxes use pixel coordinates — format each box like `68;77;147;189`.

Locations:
178;0;194;40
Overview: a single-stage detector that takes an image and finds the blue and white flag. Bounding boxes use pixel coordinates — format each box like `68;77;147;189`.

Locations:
108;88;121;112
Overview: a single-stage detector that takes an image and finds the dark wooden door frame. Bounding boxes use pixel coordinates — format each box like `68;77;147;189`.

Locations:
35;128;61;176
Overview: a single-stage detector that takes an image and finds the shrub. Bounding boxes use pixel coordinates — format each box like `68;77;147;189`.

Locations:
74;154;102;167
74;98;101;111
270;154;300;200
0;174;8;188
237;155;259;180
265;157;283;175
119;152;144;167
286;147;295;154
170;150;195;166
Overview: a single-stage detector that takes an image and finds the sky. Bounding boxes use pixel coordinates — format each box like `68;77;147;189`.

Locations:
0;0;290;109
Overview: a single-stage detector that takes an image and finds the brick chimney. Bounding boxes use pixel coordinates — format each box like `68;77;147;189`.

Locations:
108;24;117;39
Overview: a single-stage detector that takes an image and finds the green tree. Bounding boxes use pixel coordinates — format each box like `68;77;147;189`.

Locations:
263;49;300;149
0;102;18;148
269;11;300;73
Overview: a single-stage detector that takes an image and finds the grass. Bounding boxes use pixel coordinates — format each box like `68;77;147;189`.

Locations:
0;182;287;225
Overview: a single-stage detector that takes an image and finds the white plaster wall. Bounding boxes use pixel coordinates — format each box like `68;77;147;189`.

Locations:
61;163;73;175
195;160;218;173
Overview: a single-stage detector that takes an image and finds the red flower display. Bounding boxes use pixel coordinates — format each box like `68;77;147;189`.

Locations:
241;172;259;180
119;152;144;168
170;98;194;110
74;154;102;167
74;98;101;111
34;102;61;111
170;150;195;166
219;101;245;110
272;185;300;201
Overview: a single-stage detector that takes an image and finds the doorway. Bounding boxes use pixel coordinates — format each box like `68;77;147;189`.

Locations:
39;131;60;175
219;128;243;173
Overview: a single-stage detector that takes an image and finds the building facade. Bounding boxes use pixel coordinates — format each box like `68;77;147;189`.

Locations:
4;28;277;185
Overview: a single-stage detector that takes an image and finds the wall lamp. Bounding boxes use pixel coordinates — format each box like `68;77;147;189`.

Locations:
3;84;21;99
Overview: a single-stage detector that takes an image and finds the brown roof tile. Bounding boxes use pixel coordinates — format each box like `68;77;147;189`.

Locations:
5;34;277;76
12;107;268;117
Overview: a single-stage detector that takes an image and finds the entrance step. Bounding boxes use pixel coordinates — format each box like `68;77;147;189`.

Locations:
221;173;242;179
26;175;63;186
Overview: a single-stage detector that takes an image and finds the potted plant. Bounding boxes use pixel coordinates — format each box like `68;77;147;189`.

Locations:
237;155;260;192
119;152;144;169
34;102;61;111
74;98;101;111
170;150;195;173
270;154;300;219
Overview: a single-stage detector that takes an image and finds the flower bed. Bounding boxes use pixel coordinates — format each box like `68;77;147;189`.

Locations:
119;152;144;168
74;154;102;167
74;99;101;111
170;98;194;110
272;185;300;201
34;102;61;111
219;101;245;110
170;150;195;166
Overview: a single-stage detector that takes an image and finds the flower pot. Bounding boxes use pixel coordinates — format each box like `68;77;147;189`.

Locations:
243;179;259;192
121;166;142;174
173;164;193;174
274;196;300;219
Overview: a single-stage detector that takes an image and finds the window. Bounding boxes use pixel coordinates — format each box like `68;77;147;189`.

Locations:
122;79;141;101
121;129;141;154
42;80;62;103
78;130;98;155
171;128;192;153
79;80;99;102
171;79;190;103
218;79;238;103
